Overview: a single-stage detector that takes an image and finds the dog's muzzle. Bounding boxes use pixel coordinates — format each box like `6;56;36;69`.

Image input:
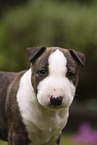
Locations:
50;95;63;106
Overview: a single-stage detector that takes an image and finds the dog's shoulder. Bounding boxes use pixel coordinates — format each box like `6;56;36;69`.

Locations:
0;71;25;89
0;71;25;84
0;71;26;100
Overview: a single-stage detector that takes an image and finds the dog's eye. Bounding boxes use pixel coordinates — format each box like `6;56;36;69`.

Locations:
67;71;75;79
39;69;46;75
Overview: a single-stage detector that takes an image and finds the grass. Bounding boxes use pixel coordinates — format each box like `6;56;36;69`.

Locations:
0;141;7;145
0;134;84;145
60;134;74;145
60;134;84;145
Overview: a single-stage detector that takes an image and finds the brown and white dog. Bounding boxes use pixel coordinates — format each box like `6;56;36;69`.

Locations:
0;46;85;145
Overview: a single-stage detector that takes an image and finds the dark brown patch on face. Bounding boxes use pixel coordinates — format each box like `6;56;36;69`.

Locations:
59;48;79;87
31;48;56;94
66;53;79;86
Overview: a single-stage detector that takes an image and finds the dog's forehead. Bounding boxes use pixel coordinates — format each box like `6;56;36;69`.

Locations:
41;47;70;60
33;47;76;68
46;47;77;69
43;47;75;65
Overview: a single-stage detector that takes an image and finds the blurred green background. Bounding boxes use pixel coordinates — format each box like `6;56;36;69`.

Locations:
0;0;97;144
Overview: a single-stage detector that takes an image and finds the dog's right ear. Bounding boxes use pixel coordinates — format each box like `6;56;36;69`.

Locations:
69;49;85;67
26;46;46;62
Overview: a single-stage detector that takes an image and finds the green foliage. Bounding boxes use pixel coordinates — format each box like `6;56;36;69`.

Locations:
0;1;97;71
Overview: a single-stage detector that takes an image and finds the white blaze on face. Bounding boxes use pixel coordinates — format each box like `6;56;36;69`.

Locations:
48;49;67;77
37;49;76;108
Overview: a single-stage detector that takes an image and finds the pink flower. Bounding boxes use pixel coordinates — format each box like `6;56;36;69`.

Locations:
71;122;97;144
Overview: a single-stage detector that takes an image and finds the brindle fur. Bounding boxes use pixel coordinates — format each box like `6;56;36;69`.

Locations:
0;71;30;145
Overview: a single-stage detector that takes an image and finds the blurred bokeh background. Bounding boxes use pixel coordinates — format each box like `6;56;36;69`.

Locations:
0;0;97;144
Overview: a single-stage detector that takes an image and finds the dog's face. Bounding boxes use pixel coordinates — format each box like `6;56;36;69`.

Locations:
26;46;85;109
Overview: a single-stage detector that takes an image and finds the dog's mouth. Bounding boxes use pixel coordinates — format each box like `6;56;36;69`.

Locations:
48;102;69;110
48;103;66;110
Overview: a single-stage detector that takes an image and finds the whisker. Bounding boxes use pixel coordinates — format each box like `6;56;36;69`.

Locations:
75;94;80;97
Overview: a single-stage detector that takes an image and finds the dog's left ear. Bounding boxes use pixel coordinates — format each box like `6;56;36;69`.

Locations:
69;49;85;67
26;46;46;62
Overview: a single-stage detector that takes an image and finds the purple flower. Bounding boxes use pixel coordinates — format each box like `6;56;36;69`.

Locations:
71;122;97;144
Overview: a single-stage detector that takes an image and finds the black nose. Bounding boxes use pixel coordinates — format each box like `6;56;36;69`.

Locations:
50;96;63;106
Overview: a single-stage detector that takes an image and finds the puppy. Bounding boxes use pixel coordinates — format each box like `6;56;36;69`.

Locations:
0;46;85;145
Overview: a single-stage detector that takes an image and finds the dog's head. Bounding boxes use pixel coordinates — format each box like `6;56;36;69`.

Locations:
26;46;85;109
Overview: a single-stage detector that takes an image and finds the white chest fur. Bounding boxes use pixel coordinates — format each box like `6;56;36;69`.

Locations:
16;69;69;145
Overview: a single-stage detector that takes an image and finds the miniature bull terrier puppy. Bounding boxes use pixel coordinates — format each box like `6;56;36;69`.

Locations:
0;46;85;145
